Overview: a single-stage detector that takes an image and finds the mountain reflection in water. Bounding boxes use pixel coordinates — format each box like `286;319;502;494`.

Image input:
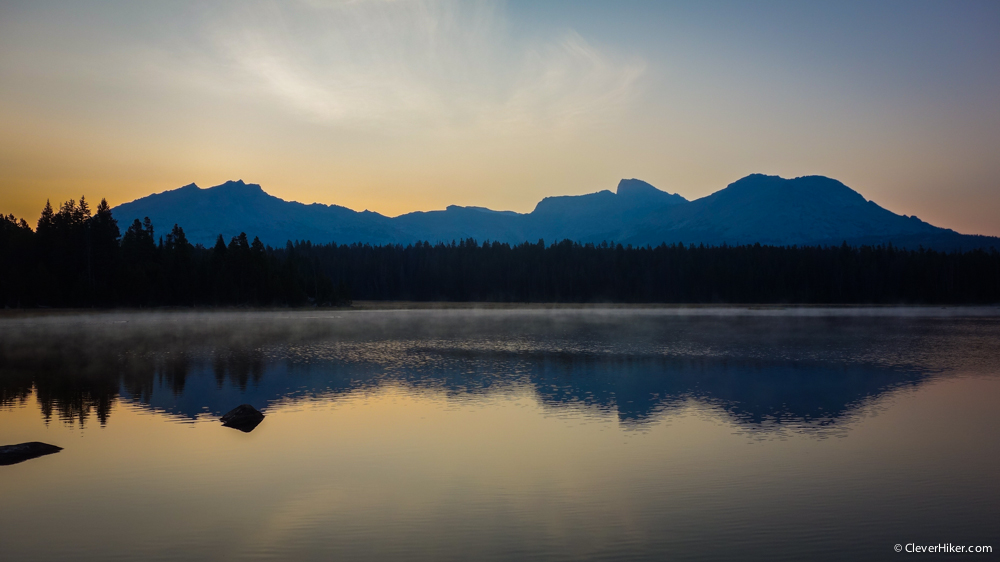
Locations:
2;309;996;433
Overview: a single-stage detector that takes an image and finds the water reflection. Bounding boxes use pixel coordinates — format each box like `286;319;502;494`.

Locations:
2;310;995;433
2;310;999;562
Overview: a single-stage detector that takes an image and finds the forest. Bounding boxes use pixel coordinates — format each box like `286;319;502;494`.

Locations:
1;196;998;307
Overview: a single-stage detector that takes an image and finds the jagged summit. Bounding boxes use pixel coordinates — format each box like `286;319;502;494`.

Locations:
617;178;661;196
213;179;264;193
617;178;654;194
112;175;997;251
616;178;688;205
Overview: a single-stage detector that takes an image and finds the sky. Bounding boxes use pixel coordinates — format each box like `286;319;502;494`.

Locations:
1;0;999;236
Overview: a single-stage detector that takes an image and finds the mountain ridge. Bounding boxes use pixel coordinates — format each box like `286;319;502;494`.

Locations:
112;174;997;251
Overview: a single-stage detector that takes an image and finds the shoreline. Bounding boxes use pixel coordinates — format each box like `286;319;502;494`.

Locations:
2;301;999;318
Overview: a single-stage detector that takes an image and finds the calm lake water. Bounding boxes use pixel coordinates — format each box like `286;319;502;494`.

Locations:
1;308;999;561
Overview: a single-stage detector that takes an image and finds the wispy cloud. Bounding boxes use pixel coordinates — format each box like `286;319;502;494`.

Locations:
207;0;645;131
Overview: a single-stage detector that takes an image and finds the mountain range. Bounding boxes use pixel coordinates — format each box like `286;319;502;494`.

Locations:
112;174;999;251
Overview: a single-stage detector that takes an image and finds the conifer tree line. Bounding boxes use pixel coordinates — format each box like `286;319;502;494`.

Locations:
2;196;999;307
0;197;348;307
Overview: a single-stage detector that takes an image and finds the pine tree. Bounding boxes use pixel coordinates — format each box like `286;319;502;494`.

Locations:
89;199;120;304
163;224;195;304
37;200;54;233
120;217;158;305
211;234;228;304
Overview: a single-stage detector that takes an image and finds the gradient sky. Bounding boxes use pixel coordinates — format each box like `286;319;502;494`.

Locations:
2;0;998;235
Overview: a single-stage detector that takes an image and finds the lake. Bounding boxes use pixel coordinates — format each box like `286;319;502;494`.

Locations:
1;308;998;561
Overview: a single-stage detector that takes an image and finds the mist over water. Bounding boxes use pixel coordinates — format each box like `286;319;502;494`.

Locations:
1;308;999;561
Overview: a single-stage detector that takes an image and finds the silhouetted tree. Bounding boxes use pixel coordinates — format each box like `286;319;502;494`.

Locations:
163;224;194;304
119;217;158;305
89;199;121;304
0;214;35;306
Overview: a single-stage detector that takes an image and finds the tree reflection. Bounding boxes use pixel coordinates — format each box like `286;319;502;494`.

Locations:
1;312;993;432
0;344;931;434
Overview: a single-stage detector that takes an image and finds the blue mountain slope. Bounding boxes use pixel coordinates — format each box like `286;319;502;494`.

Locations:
622;175;973;249
111;175;999;250
113;180;401;247
393;205;531;244
391;178;688;244
524;179;689;243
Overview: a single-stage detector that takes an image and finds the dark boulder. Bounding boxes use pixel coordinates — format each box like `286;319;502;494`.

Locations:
220;404;265;432
0;442;63;466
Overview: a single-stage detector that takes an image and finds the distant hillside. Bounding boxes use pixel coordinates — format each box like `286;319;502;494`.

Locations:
112;175;999;251
622;174;951;247
113;180;400;247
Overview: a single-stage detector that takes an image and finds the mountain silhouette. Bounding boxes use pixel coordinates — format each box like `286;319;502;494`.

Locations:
622;174;959;247
114;179;401;247
112;175;998;250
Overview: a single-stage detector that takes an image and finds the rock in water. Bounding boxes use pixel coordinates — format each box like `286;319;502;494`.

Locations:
0;442;63;466
220;404;265;433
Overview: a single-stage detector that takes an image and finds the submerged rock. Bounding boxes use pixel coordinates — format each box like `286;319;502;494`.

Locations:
0;442;63;466
220;404;265;433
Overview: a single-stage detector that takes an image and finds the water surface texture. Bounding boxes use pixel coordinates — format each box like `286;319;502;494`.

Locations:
1;308;998;561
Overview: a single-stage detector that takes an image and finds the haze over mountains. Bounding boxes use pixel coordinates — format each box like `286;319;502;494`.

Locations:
113;175;999;251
